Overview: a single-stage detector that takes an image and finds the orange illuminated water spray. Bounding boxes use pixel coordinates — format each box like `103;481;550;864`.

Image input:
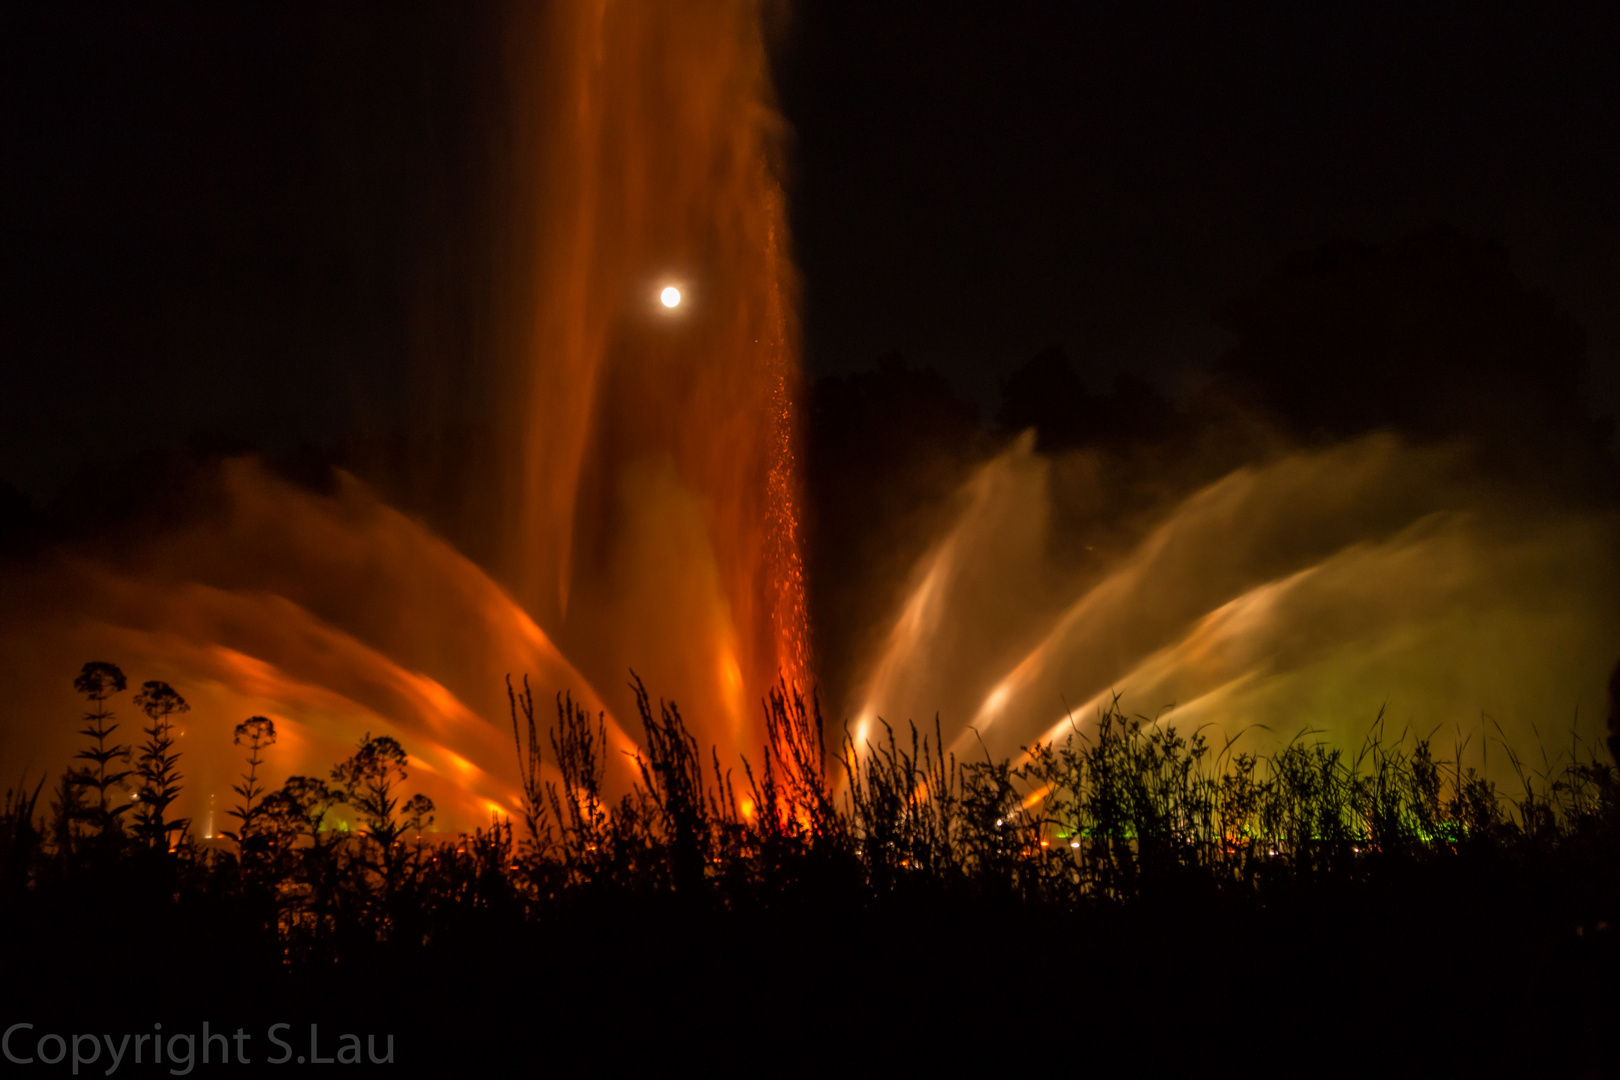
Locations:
762;213;813;697
0;0;822;832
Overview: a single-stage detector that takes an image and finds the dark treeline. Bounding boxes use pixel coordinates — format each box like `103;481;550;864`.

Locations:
4;660;1620;1075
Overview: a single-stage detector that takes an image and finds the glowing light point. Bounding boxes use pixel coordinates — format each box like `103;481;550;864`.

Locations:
660;286;682;308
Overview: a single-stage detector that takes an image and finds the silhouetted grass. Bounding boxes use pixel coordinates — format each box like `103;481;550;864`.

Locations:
3;662;1618;1076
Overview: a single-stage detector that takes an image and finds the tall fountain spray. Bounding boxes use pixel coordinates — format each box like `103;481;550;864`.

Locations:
0;0;810;830
497;1;809;751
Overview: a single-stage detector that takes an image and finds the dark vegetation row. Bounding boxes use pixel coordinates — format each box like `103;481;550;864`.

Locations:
5;660;1620;1075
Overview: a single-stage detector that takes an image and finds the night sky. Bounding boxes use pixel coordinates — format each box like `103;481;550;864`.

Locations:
779;2;1619;410
3;1;1617;499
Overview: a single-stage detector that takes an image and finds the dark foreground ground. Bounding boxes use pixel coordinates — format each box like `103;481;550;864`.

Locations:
8;682;1620;1077
5;853;1617;1079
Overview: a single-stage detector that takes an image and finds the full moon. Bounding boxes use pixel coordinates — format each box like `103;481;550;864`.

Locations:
660;286;682;308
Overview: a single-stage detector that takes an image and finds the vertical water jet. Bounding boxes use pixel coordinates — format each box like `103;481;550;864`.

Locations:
496;0;810;752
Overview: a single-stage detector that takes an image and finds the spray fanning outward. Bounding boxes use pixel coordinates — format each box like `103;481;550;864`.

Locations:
853;433;1620;793
0;1;810;831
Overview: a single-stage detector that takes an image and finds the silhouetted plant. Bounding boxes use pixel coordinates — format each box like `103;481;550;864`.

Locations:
746;681;839;843
629;676;717;894
47;769;86;858
547;686;615;878
131;679;189;850
330;734;434;850
506;675;554;859
13;659;1620;1005
70;661;132;841
258;774;349;944
222;716;277;868
329;733;435;912
0;778;46;898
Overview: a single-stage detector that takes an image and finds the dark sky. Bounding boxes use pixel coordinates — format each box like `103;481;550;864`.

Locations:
3;1;1617;498
779;1;1620;408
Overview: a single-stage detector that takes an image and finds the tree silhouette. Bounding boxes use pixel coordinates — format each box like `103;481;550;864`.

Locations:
1210;225;1611;481
995;346;1181;452
995;346;1095;452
